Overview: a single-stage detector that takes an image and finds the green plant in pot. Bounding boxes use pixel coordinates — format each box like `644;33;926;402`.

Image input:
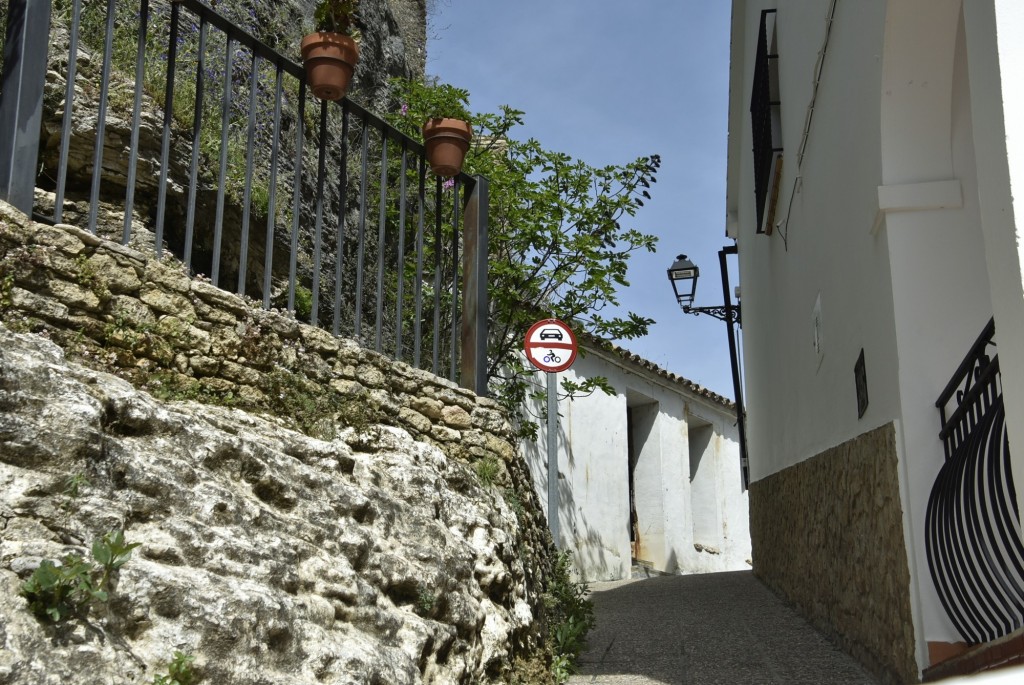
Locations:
301;0;360;101
395;79;474;178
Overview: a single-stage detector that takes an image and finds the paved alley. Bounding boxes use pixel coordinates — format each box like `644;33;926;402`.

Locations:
568;570;878;685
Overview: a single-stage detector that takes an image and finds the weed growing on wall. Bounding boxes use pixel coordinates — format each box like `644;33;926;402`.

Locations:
151;651;197;685
543;550;596;682
415;586;438;617
473;456;501;487
20;530;140;622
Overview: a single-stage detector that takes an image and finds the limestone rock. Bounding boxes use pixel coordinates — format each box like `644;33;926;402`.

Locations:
0;323;544;684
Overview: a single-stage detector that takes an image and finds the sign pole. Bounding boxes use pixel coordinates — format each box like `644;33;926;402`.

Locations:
547;370;559;548
523;317;577;550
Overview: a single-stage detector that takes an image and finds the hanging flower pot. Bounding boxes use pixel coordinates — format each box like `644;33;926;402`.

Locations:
301;31;359;101
422;118;473;178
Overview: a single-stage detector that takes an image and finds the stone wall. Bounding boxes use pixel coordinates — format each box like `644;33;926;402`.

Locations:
748;423;918;684
0;200;554;683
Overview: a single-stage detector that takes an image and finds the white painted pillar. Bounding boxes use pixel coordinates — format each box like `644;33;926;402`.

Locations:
963;0;1024;520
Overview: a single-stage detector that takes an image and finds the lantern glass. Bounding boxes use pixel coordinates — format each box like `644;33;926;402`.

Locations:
667;254;699;308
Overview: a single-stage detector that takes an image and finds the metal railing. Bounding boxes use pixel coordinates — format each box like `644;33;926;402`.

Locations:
0;0;489;394
926;318;1024;644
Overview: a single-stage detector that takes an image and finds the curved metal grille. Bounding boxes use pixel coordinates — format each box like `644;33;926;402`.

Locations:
926;319;1024;643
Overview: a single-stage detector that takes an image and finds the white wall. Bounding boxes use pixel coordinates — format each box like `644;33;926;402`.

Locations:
728;0;1024;660
520;346;750;581
729;0;902;483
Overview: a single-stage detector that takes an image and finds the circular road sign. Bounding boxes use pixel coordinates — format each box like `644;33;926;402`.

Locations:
525;319;578;373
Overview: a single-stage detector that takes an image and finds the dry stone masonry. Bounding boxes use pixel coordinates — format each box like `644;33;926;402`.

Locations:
747;423;917;685
0;201;555;684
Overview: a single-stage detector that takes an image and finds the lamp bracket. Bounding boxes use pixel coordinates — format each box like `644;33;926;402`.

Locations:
683;304;742;325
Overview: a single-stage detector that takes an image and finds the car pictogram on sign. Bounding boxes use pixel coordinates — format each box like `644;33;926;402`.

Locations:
524;319;578;373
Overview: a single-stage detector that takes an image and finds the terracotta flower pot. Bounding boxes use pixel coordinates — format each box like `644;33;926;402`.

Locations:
422;118;473;178
300;32;359;101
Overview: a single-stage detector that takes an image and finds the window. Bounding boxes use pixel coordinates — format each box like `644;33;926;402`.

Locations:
751;9;782;235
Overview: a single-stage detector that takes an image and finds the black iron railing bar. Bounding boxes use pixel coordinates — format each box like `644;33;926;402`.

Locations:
262;63;283;308
54;0;83;223
414;158;425;368
449;177;460;381
332;102;350;336
395;142;408;359
210;34;234;286
374;135;388;352
962;432;1014;637
432;178;442;376
153;2;181;254
123;0;150;244
927;469;973;641
938;319;997;412
86;0;118;235
238;51;261;295
948;426;996;641
173;0;475;190
176;0;302;80
310;99;329;326
940;361;1000;449
984;417;1024;608
354;123;369;339
286;80;305;312
183;17;208;272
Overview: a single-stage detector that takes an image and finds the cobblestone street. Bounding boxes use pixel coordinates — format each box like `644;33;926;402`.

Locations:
568;571;878;685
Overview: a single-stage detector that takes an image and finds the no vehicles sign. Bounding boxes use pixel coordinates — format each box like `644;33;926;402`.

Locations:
524;319;578;373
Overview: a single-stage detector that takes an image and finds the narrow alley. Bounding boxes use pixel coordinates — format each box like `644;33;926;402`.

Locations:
568;571;877;684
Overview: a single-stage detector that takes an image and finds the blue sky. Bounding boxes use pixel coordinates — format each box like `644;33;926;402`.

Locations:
426;1;738;399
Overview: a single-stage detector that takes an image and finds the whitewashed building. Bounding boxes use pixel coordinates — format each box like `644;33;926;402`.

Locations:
521;342;751;582
727;1;1024;681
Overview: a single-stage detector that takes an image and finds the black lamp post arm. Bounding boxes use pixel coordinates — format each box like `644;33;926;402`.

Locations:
682;304;741;325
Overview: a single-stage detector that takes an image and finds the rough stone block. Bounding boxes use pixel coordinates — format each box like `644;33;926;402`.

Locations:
190;355;221;376
221;360;261;386
47;279;102;312
139;286;194;318
191;279;250;315
10;287;68;322
356;364;386;388
34;225;86;255
107;296;155;327
54;222;103;247
300;325;340;354
431;425;461;442
89;253;142;294
330;379;367;397
398;408;431;434
144;262;192;294
442;405;472;430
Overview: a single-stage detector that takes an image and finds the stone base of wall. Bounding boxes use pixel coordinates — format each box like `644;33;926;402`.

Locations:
749;423;918;684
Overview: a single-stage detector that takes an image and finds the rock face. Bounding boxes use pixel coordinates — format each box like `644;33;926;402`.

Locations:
0;322;542;684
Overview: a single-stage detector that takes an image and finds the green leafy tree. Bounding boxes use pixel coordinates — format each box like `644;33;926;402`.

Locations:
388;79;659;437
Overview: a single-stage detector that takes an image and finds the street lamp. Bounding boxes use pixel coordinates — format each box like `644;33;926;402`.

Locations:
667;253;740;324
668;246;748;487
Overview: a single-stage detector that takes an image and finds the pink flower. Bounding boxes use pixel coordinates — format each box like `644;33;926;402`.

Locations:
442;178;455;190
400;103;409;116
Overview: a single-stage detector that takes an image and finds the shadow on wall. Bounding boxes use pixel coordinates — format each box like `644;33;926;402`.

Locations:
521;434;624;582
